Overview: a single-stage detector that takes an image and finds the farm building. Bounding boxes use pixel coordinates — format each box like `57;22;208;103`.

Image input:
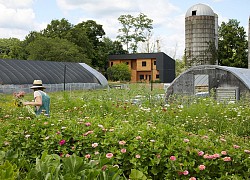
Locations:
166;65;250;102
185;3;218;67
109;52;175;83
0;59;108;94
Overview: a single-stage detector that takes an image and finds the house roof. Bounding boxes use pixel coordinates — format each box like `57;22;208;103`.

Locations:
108;52;171;60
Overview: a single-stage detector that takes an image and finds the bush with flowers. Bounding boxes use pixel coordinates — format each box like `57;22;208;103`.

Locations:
0;84;250;179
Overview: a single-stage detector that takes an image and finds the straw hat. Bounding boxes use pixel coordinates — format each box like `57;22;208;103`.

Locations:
30;80;46;89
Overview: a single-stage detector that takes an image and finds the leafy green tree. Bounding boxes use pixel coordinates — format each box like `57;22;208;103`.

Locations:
25;36;90;64
107;63;131;82
175;58;186;77
41;18;73;39
74;20;106;68
96;37;127;76
218;19;248;68
0;38;22;59
117;13;153;53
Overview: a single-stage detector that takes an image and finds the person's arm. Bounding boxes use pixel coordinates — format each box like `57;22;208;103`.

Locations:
23;95;42;106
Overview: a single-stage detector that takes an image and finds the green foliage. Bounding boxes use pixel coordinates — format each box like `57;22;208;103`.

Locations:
107;63;131;81
0;85;250;179
25;36;90;64
0;160;18;180
42;18;73;39
117;13;153;53
218;19;248;68
0;38;22;59
175;58;186;77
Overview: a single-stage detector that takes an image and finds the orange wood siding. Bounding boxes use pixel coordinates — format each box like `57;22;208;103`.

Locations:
109;59;159;83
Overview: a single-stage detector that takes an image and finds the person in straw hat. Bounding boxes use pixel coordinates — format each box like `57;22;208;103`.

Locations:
23;80;50;116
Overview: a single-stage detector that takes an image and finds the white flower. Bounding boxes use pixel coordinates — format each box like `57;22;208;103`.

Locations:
25;134;31;138
45;136;50;140
92;143;98;148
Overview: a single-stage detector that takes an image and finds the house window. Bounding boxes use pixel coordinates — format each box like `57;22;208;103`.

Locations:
139;75;144;80
154;61;156;65
142;61;146;66
111;62;113;66
192;10;196;16
125;62;129;65
156;74;159;79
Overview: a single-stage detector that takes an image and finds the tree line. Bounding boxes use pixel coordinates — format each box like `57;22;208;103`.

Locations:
0;13;153;73
0;14;248;79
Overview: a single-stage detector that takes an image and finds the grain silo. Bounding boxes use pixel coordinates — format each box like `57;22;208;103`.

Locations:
185;3;218;67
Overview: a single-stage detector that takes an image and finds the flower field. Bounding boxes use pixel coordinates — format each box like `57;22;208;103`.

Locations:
0;84;250;179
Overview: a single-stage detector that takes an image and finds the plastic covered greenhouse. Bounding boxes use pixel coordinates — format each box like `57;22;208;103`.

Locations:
0;59;108;94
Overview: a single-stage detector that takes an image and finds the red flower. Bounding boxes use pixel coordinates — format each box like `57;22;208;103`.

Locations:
59;139;66;146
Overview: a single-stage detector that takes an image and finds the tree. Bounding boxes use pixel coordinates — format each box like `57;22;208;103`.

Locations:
41;18;73;39
117;13;153;53
107;63;131;82
175;58;186;77
0;38;22;59
74;20;106;68
218;19;248;68
98;37;127;73
25;36;90;64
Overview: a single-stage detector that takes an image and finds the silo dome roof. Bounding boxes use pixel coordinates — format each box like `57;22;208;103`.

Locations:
185;3;214;17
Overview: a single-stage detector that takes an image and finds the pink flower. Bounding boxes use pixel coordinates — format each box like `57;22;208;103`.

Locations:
233;145;240;149
135;154;141;158
119;140;126;145
85;122;91;126
85;154;91;159
183;138;189;143
121;148;127;153
183;170;189;175
59;139;66;146
221;151;227;155
220;138;226;142
56;131;61;135
106;153;113;159
198;151;204;156
199;164;206;171
244;150;250;154
94;151;99;155
83;130;94;136
213;153;220;158
65;154;70;158
136;136;141;140
223;157;232;162
92;143;98;148
189;177;197;180
170;156;176;161
203;154;214;159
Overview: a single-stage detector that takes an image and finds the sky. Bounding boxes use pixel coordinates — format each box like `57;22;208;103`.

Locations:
0;0;249;59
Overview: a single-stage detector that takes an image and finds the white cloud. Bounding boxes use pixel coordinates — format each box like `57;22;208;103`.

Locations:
57;0;185;58
0;1;36;39
0;0;34;8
